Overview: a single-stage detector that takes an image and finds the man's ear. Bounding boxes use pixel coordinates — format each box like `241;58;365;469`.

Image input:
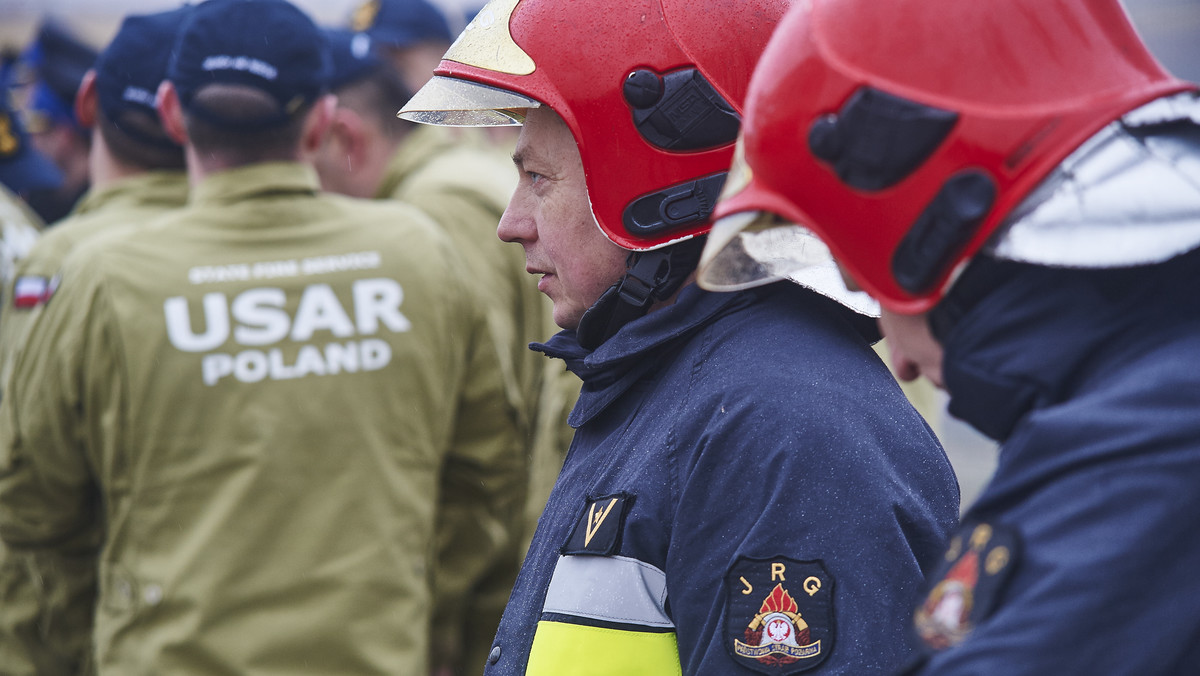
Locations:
155;81;189;146
74;70;98;129
300;94;339;156
329;107;371;169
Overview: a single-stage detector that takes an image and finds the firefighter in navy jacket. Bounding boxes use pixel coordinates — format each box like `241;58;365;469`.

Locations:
698;1;1200;673
398;0;961;673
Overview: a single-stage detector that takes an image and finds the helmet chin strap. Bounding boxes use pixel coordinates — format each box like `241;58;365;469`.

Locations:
576;237;707;350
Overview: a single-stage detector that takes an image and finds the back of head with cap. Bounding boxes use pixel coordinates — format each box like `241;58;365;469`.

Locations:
324;27;412;137
349;0;452;92
93;6;192;170
0;94;63;194
19;20;98;134
350;0;452;49
166;0;331;162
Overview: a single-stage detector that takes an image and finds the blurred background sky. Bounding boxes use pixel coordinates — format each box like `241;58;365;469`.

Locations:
1;0;1197;511
1;0;1199;82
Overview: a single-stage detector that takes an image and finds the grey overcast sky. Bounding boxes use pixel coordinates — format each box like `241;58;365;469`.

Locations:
0;0;1196;81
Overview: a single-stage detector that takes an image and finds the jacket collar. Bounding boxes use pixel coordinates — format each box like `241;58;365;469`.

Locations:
71;170;188;216
375;124;454;199
941;247;1200;442
191;162;319;207
534;283;756;427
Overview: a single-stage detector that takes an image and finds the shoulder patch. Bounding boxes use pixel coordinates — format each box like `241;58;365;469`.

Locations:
13;275;58;309
725;557;834;674
562;493;633;556
914;521;1021;651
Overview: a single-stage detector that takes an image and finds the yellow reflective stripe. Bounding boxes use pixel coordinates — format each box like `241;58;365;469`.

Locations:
526;620;682;676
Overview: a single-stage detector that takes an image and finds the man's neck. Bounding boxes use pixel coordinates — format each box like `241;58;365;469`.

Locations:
89;134;144;192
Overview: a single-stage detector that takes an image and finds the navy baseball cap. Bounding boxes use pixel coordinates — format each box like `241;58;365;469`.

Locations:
349;0;453;49
19;20;97;130
324;28;386;90
95;7;192;146
18;20;98;131
168;0;331;129
0;95;64;193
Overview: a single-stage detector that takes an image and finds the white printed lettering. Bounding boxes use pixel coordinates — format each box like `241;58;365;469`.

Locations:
231;288;289;346
293;344;329;378
200;340;392;386
188;264;251;284
202;353;234;386
324;342;359;374
252;260;300;279
353;278;411;333
360;339;391;371
268;349;297;381
165;294;230;352
291;284;356;341
172;278;407;385
233;350;269;383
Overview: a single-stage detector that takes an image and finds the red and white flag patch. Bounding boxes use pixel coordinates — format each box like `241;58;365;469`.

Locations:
13;275;57;309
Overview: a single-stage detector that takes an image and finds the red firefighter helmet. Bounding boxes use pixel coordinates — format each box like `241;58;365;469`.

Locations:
703;0;1193;313
399;0;791;251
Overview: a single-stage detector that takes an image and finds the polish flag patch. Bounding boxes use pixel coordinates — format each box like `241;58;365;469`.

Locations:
13;275;57;309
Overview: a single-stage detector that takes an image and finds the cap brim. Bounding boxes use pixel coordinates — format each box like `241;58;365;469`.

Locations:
398;75;539;126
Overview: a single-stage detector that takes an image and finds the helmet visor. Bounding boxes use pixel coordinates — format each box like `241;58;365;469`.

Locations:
398;75;540;126
700;211;880;317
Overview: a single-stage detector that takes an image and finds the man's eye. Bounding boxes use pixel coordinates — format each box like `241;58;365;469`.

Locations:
527;171;544;185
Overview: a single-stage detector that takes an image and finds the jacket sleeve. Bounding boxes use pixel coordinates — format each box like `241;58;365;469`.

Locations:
667;354;958;676
0;259;118;675
431;269;530;676
906;427;1200;675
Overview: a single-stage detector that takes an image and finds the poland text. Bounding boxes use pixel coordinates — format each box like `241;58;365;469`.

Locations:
164;278;410;385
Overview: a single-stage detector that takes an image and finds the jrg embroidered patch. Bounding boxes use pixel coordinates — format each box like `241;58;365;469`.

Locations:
725;557;834;674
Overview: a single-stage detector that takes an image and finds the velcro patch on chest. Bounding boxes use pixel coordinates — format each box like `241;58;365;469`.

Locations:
725;557;834;674
914;521;1021;652
562;493;633;556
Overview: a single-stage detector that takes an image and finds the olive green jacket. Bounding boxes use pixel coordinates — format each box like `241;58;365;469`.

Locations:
0;163;525;675
0;171;188;398
0;183;44;333
380;125;569;675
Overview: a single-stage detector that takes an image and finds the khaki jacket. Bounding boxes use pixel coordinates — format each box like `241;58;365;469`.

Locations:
0;163;524;675
0;184;43;333
380;126;575;675
0;171;189;398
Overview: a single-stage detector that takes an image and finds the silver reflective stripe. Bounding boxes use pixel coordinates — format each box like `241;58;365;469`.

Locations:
542;555;673;629
987;92;1200;268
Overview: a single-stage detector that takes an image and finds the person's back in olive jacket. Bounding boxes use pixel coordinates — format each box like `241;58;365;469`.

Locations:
311;29;571;675
0;11;191;673
0;2;523;673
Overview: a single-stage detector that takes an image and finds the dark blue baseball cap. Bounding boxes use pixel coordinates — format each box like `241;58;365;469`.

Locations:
18;20;99;131
348;0;453;49
95;7;192;147
324;28;386;90
168;0;331;129
0;95;64;193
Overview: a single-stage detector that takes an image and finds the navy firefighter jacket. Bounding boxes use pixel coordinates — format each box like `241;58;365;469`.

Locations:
905;250;1200;675
485;282;960;676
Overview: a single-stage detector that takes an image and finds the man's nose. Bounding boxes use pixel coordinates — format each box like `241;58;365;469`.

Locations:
497;197;533;244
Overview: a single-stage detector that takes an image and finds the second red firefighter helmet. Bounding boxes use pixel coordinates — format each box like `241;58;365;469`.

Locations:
399;0;791;251
701;0;1193;313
